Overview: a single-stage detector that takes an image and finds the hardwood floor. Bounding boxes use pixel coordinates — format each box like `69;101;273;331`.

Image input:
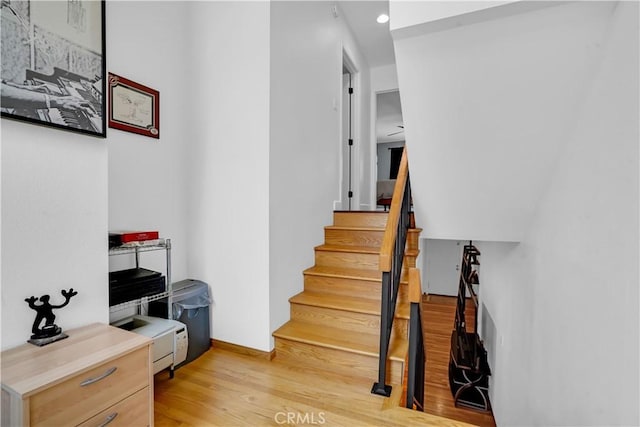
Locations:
421;295;496;427
154;294;495;427
154;347;471;426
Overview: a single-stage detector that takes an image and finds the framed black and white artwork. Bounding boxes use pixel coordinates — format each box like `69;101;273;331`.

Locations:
0;0;106;138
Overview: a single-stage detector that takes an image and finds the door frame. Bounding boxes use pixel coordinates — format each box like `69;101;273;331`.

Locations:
338;49;360;211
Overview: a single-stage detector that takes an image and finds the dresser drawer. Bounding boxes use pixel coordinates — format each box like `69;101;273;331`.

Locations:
77;387;150;427
30;347;149;426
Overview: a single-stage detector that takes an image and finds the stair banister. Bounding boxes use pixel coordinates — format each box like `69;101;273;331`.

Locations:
378;148;409;272
372;147;412;397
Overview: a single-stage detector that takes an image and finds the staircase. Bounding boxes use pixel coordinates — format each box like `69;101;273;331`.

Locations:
272;211;422;387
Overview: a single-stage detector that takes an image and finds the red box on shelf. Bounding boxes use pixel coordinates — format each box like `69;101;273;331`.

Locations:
110;231;159;244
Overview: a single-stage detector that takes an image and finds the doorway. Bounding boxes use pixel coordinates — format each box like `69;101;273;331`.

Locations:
374;90;404;210
341;53;357;211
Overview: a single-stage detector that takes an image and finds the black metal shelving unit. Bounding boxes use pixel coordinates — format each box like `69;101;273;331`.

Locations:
108;239;172;319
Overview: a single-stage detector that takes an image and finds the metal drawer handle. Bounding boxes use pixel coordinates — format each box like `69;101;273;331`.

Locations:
99;412;118;427
80;366;117;386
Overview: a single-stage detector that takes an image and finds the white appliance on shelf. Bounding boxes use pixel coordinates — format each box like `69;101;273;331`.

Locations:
112;315;188;376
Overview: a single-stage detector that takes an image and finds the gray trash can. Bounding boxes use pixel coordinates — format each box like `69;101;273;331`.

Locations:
149;279;212;366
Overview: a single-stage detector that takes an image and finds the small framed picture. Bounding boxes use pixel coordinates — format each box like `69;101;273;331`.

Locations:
108;73;159;139
1;0;106;138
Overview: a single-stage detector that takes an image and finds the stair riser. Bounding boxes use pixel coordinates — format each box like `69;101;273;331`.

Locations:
324;229;420;252
333;212;388;228
275;338;404;384
303;275;409;303
290;304;408;339
380;256;417;271
314;253;416;271
315;251;379;270
333;212;416;228
324;228;383;248
327;227;419;252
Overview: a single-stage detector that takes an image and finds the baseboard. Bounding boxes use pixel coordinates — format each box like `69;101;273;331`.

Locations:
211;339;276;360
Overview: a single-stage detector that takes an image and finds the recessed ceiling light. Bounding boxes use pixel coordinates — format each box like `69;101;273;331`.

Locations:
376;14;389;24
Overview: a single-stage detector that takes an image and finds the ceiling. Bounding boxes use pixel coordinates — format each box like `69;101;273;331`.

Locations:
337;1;404;143
337;1;396;68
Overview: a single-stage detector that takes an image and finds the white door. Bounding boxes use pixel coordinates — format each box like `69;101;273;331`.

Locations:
424;239;464;296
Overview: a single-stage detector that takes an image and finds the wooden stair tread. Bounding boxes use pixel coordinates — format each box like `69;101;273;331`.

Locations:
305;265;384;281
273;320;407;362
325;225;422;233
315;244;380;254
325;225;385;232
290;291;409;319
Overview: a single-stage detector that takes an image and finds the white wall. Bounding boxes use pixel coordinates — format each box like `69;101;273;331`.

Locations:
107;2;190;322
1;122;108;350
472;241;529;422
393;1;617;242
396;2;640;426
1;1;194;349
187;1;271;351
268;1;371;347
371;64;398;93
338;3;372;211
481;4;639;424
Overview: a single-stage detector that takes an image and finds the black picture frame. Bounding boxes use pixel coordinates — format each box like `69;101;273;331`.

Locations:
0;0;106;138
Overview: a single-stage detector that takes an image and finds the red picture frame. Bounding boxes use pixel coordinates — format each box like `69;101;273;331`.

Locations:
108;73;159;139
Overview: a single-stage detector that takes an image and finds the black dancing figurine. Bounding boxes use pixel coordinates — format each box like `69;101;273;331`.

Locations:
25;288;78;346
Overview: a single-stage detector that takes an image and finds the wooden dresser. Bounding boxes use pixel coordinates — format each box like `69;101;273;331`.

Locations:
1;323;153;426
